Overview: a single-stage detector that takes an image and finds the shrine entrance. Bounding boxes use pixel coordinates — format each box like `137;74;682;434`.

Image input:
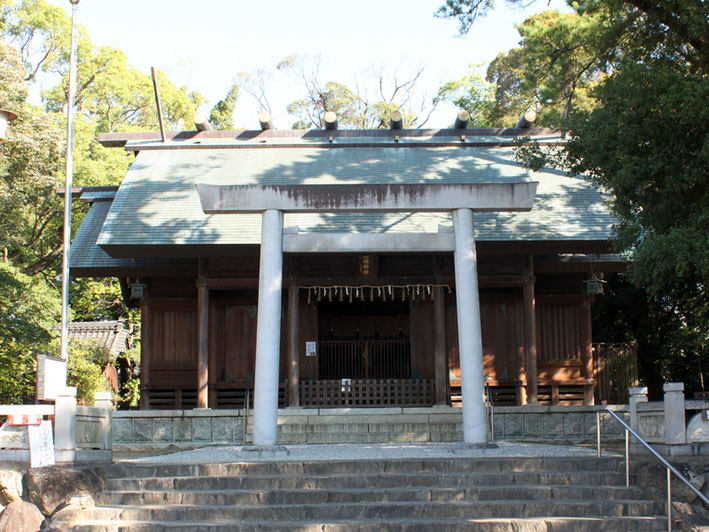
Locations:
317;299;410;380
299;298;428;407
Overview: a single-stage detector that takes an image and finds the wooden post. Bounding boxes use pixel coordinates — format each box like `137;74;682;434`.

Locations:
197;259;209;409
208;299;217;409
523;255;538;404
581;299;594;405
287;283;300;407
434;286;447;405
139;301;151;410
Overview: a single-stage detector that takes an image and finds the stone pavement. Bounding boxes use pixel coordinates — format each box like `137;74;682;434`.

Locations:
120;441;612;465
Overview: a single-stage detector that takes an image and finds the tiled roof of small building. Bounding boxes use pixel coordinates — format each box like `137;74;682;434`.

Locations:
67;320;130;359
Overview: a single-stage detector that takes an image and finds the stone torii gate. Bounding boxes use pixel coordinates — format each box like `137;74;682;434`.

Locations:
197;183;538;446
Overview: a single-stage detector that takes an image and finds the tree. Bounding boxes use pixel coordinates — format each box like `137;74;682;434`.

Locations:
209;83;239;130
66;341;110;404
276;55;437;129
440;8;622;127
441;0;709;393
0;1;201;402
435;0;537;35
0;261;60;403
435;65;495;127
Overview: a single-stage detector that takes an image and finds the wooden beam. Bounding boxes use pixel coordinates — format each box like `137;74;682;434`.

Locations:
454;110;470;129
390;110;403;130
323;111;338;130
194;114;212;131
96;127;560;148
434;286;447;405
523;255;538;404
203;278;258;289
259;111;274;130
287;284;300;407
196;259;209;409
515;110;537;129
283;233;455;253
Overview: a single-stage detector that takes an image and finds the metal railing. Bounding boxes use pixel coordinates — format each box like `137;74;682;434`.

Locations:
242;389;250;445
485;379;495;442
597;408;709;531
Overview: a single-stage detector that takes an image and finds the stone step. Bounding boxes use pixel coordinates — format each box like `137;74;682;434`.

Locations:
68;456;668;531
272;422;462;434
75;499;658;521
71;515;669;532
105;470;630;491
104;456;624;478
268;431;465;444
100;484;645;506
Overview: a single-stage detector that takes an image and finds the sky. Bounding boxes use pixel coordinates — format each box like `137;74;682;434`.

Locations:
45;0;571;129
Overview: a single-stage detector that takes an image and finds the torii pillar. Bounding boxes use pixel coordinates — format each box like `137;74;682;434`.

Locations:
197;183;537;446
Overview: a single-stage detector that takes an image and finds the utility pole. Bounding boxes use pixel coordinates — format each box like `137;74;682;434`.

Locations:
59;0;80;363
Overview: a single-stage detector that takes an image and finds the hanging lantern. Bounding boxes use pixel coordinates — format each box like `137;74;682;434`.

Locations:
129;278;147;301
584;276;607;296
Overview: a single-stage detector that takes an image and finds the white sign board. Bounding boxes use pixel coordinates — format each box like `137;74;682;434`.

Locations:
36;354;67;401
305;341;317;357
28;420;55;468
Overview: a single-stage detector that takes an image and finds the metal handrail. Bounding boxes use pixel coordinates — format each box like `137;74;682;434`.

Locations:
242;389;250;445
597;407;709;531
485;380;495;442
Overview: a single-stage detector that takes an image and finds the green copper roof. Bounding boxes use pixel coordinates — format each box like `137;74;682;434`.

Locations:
93;144;614;252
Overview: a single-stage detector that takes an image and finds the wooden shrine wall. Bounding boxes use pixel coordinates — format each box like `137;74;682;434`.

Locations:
138;257;595;406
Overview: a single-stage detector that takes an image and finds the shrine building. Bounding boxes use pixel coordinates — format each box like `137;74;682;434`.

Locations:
70;124;623;445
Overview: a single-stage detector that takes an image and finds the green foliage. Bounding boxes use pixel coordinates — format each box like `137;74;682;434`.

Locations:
1;0;200;293
565;58;709;297
0;0;208;403
70;278;138;322
442;0;709;391
116;345;140;409
0;261;60;403
209;84;239;130
593;275;708;398
437;8;618;127
435;66;495;127
435;0;532;34
66;341;110;405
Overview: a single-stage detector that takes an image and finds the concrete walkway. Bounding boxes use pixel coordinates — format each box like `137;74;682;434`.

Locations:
120;441;614;464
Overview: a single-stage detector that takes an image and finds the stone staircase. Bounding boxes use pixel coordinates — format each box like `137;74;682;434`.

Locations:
66;456;670;531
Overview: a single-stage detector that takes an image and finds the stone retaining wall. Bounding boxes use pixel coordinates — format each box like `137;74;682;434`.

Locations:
114;410;246;449
114;405;628;449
